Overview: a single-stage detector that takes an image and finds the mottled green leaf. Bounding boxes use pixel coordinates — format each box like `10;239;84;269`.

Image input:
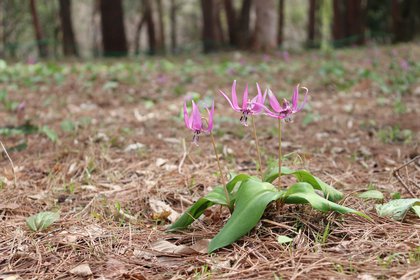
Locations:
26;211;60;232
375;199;420;220
358;190;384;200
208;179;282;253
263;166;343;202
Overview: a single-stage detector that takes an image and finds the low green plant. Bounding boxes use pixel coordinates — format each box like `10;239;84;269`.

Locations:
169;81;371;253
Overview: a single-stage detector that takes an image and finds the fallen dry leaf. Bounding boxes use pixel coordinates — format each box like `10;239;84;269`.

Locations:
69;263;92;277
149;198;180;222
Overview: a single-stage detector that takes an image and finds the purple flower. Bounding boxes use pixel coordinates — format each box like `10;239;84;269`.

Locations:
400;59;409;72
219;80;267;126
183;99;214;145
264;84;309;120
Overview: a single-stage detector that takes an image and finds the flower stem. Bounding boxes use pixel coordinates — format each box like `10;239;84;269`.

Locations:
277;118;282;190
251;115;263;178
210;132;231;209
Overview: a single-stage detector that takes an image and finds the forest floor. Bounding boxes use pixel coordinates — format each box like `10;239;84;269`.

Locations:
0;44;419;280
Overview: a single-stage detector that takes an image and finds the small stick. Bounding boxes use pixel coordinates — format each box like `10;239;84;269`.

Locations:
0;140;17;187
251;115;263;178
392;155;419;198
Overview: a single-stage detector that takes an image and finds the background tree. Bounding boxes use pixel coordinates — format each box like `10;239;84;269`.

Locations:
29;0;48;57
277;0;284;46
99;0;128;57
307;0;318;47
59;0;78;57
254;0;277;51
332;0;365;46
201;0;221;53
392;0;420;43
156;0;166;54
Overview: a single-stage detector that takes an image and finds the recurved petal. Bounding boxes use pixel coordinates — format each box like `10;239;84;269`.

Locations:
183;101;191;129
296;86;309;112
219;89;240;112
191;101;202;131
205;100;215;132
268;89;281;112
242;84;249;110
231;80;240;110
292;84;300;111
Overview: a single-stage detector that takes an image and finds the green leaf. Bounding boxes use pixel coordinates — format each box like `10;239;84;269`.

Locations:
284;183;372;221
208;179;281;253
167;197;214;232
375;199;420;220
167;174;252;232
357;190;384;200
277;235;293;244
26;211;60;232
263;166;343;202
60;119;76;132
40;126;58;142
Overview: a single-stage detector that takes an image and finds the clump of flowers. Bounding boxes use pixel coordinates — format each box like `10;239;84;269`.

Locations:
170;81;371;253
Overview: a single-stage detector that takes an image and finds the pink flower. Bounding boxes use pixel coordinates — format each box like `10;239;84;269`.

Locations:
219;80;267;126
183;99;214;145
265;84;309;120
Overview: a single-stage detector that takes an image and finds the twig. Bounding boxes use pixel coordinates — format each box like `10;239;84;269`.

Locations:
0;140;17;187
392;155;419;198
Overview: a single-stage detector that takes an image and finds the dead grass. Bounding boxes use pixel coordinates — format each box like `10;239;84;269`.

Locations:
1;44;420;279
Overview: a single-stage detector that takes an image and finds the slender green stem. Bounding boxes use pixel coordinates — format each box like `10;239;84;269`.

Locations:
278;118;282;190
251;115;263;178
210;132;231;208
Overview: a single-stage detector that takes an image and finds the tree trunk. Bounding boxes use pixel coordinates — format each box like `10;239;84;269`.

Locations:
29;0;48;58
254;0;277;52
307;0;317;47
170;0;177;53
143;0;156;55
156;0;165;53
277;0;284;46
237;0;252;48
392;0;420;42
200;0;218;53
333;0;365;46
223;0;237;46
59;0;78;56
99;0;128;57
134;13;146;55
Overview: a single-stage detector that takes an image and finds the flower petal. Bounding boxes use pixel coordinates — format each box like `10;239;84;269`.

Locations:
183;101;191;129
191;101;202;131
231;80;240;110
268;89;281;112
296;86;309;112
291;84;299;111
242;84;249;110
205;100;214;133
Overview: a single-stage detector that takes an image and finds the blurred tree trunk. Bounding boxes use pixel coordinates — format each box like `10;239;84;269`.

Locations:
214;0;225;45
201;0;219;53
134;10;146;55
144;0;156;55
59;0;78;57
392;0;420;42
170;0;178;53
99;0;128;56
224;0;237;47
333;0;365;46
254;0;277;52
277;0;284;46
237;0;252;48
156;0;166;54
29;0;49;58
307;0;317;47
